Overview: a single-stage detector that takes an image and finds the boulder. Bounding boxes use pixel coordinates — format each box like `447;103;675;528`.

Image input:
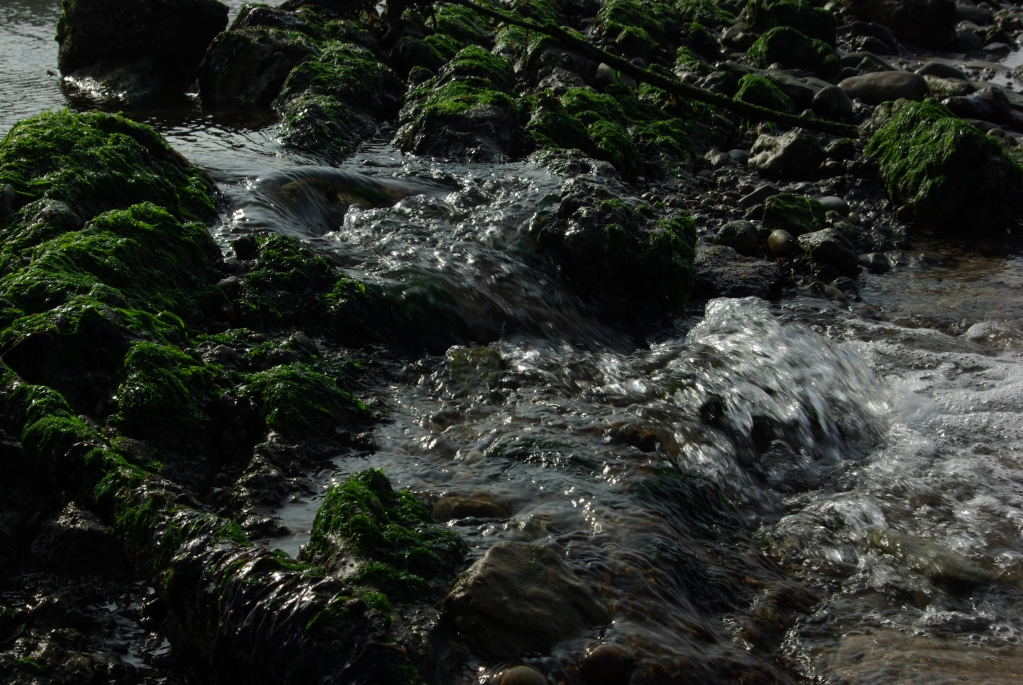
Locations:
812;85;853;118
743;0;837;45
748;131;825;177
444;541;610;656
734;74;794;113
916;61;969;80
746;27;841;78
864;99;1023;231
954;26;985;52
692;245;782;299
798;228;860;275
199;27;317;107
838;71;928;105
29;503;125;574
843;0;957;50
762;193;826;235
56;0;228;93
714;220;760;256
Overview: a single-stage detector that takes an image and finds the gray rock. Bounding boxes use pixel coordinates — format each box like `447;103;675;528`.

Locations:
729;149;750;164
692;244;782;299
714;220;759;256
595;63;618;89
199;27;317;106
433;496;507;520
538;67;587;95
819;196;850;214
798;229;860;275
984;42;1012;56
30;503;124;574
859;252;892;273
812;85;853;119
444;541;610;656
924;74;975;97
916;61;969;80
838;71;929;105
748;131;825;178
722;23;759;51
767;229;800;257
956;4;993;25
954;26;985;52
739;183;781;208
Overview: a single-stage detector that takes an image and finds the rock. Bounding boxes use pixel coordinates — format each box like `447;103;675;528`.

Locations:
825;137;857;159
984;42;1012;57
30;503;125;574
818;196;850;215
444;541;610;656
743;0;837;44
838;71;928;105
739;183;781;208
722;23;759;51
812;85;853;118
734;74;794;113
594;62;618;89
943;87;1019;127
56;0;228;93
798;229;861;275
199;27;317;107
859;252;891;273
954;26;985;52
868;529;992;588
692;245;782;299
956;4;993;25
762;193;826;236
580;644;632;685
844;0;957;50
924;75;976;97
916;61;969;80
714;220;759;256
729;149;750;164
698;70;740;96
865;99;1023;231
497;665;547;685
748;131;824;178
746;27;841;78
767;229;800;256
433;496;507;520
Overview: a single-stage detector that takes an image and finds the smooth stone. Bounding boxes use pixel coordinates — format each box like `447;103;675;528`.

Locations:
916;61;969;80
838;71;929;105
748;130;825;177
859;252;892;273
729;149;750;164
738;183;781;208
767;229;800;257
714;220;759;256
595;62;618;89
444;541;610;656
497;665;546;685
956;4;993;25
433;496;507;521
819;196;850;214
924;74;976;97
845;0;958;50
984;42;1012;56
812;85;853;118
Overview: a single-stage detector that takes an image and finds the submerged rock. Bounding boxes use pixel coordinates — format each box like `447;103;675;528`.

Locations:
56;0;228;96
864;99;1023;231
444;541;610;656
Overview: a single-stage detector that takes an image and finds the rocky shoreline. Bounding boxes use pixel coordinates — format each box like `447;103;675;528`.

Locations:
3;0;1023;683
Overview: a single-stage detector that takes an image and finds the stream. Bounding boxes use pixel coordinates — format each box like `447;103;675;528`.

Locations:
5;0;1023;682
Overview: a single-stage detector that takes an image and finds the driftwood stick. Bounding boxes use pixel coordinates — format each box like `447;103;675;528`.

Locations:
448;0;862;139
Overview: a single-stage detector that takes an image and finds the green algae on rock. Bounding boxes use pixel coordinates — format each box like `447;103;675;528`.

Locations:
864;99;1023;231
734;74;795;114
743;0;837;45
747;26;840;79
302;469;467;598
762;193;826;236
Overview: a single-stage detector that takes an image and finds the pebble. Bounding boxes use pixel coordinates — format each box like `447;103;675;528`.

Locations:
818;196;850;215
714;220;759;256
812;85;852;119
916;61;969;81
738;183;781;209
767;229;799;257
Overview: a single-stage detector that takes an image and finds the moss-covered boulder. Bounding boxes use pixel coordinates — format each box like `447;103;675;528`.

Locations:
743;0;837;45
198;27;317;107
734;74;795;113
747;26;840;79
277;93;377;164
301;469;467;598
56;0;228;94
531;183;697;326
595;0;682;59
865;99;1023;231
675;0;736;27
762;193;826;236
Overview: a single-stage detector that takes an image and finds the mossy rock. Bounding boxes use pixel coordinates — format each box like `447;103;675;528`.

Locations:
747;26;840;79
743;0;837;45
865;99;1023;231
436;45;515;93
675;46;715;77
0;110;216;225
674;0;735;27
685;22;720;59
433;2;494;46
734;74;794;113
596;0;681;51
389;36;450;78
761;193;825;236
302;469;467;597
198;27;317;107
526;98;589;151
278;93;377;163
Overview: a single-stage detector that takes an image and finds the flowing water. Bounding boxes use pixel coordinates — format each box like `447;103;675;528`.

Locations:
6;0;1023;682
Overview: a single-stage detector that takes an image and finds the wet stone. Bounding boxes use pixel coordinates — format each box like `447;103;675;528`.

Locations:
433;496;507;521
748;131;824;178
768;228;800;257
838;71;929;105
444;541;610;656
859;251;892;273
714;220;759;256
497;665;547;685
29;503;125;575
692;244;782;299
812;85;853;119
798;228;861;276
580;643;632;685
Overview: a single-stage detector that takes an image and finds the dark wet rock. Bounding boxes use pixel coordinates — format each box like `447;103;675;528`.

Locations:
812;85;853;118
497;665;547;685
444;541;610;657
744;0;837;45
798;228;860;275
767;228;800;256
278;94;377;164
433;496;507;520
199;27;317;107
748;131;824;177
844;0;957;50
531;181;697;325
916;61;969;81
762;193;826;236
984;42;1012;56
819;196;850;214
735;74;795;113
838;71;928;105
692;244;782;299
825;138;857;159
956;3;993;25
447;346;503;395
739;183;782;208
722;22;760;51
30;503;125;574
943;87;1022;128
924;75;976;97
747;27;841;78
580;643;633;685
865;99;1023;231
56;0;228;94
954;26;985;52
859;251;892;272
715;220;759;256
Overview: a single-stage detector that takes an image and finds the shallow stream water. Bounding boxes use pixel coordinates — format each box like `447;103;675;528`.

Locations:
5;0;1023;682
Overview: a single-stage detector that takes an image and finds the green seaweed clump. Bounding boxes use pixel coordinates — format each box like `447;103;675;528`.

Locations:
277;93;377;164
596;0;681;59
433;2;494;46
674;0;735;27
302;469;467;597
674;46;714;77
761;193;825;236
747;26;840;79
275;41;398;115
734;74;794;113
865;99;1023;231
743;0;837;45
